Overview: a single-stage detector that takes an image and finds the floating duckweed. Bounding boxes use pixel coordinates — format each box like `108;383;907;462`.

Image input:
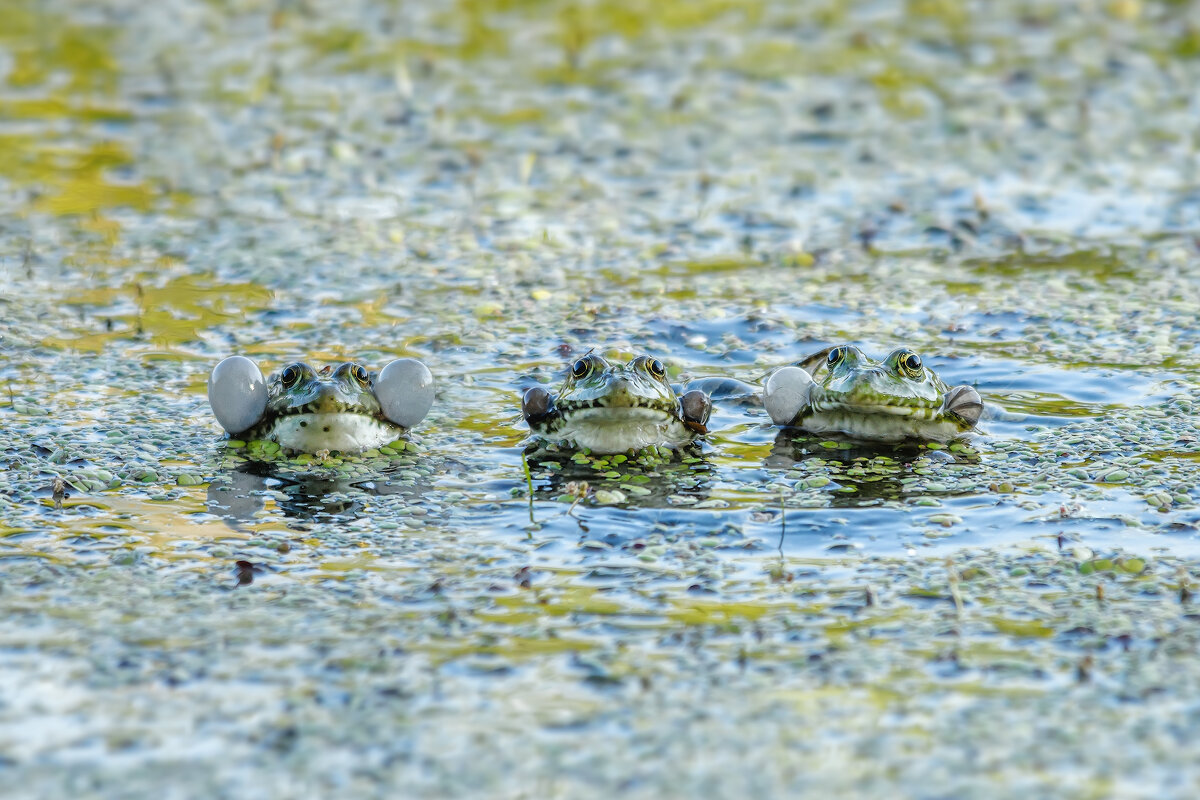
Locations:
693;499;729;509
3;6;1200;794
593;489;626;504
1079;559;1116;575
1145;491;1172;508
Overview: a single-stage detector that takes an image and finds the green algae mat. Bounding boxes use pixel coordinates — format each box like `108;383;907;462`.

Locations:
3;0;1200;796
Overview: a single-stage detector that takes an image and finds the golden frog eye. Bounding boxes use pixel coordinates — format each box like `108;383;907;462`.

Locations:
647;358;666;379
827;346;845;366
570;358;590;379
281;365;301;387
351;364;369;384
900;352;922;375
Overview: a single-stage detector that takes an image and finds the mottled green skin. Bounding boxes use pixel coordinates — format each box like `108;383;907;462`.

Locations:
524;354;707;453
552;355;676;414
807;345;950;411
247;362;401;452
785;345;980;442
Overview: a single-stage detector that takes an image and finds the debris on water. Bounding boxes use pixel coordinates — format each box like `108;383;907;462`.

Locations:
50;477;66;510
234;560;257;587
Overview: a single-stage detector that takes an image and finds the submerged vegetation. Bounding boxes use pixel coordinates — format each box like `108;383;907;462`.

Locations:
3;0;1200;796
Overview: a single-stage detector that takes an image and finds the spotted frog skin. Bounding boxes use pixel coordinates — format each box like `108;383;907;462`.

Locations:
243;362;404;453
763;345;983;443
521;353;712;454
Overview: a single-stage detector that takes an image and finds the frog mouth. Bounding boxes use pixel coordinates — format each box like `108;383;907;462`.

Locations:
808;390;941;417
804;385;982;426
275;398;387;420
764;365;982;442
557;405;681;429
259;411;400;454
550;408;693;454
557;398;678;417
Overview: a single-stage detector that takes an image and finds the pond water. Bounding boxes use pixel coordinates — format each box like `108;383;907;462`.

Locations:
3;0;1200;796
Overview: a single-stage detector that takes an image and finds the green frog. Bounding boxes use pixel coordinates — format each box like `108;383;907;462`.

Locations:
208;356;434;453
763;345;982;442
522;352;712;454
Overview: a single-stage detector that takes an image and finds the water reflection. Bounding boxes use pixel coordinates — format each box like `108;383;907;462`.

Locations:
524;444;715;509
207;461;429;528
765;429;981;498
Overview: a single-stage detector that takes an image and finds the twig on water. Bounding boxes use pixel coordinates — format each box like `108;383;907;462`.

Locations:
521;451;535;526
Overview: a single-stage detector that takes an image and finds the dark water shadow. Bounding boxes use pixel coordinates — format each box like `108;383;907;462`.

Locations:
522;443;715;509
207;461;431;528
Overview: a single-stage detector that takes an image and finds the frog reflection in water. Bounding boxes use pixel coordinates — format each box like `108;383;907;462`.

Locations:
522;353;712;454
763;345;983;443
207;356;434;454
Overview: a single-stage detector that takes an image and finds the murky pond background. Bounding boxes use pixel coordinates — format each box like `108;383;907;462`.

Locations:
4;0;1200;796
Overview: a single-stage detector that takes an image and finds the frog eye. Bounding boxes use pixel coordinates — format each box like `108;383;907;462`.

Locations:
570;358;591;379
350;364;369;385
827;346;845;366
281;365;301;387
646;358;666;379
900;352;923;375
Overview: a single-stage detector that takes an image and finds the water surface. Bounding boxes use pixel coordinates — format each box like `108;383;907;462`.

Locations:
3;0;1200;796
